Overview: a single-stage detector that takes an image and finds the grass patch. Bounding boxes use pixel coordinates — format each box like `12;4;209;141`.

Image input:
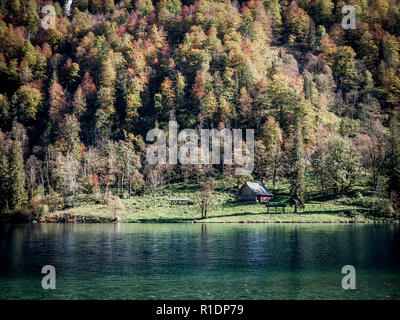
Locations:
48;179;397;224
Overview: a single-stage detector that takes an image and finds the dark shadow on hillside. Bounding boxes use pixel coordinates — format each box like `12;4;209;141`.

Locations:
162;183;198;193
307;189;375;203
307;193;343;202
220;194;291;208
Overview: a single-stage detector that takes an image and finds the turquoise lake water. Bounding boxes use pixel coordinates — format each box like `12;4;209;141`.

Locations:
0;223;399;299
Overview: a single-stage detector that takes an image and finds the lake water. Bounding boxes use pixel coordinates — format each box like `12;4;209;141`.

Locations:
0;223;399;300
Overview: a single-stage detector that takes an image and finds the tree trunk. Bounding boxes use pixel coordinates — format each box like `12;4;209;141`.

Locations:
373;168;378;191
272;170;277;190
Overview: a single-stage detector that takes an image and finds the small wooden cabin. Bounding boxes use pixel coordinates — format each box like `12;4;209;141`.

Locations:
237;182;273;203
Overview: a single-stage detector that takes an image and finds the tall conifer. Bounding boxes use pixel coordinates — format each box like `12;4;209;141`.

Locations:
8;140;26;210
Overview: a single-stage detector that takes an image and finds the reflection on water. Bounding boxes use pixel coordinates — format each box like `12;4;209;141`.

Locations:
0;223;399;299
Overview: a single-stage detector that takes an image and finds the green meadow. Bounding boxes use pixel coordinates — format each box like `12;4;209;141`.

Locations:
51;178;394;224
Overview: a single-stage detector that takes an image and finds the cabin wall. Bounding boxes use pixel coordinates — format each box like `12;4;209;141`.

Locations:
238;194;258;202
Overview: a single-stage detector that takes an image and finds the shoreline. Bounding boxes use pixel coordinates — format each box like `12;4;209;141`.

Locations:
1;221;399;224
2;217;398;224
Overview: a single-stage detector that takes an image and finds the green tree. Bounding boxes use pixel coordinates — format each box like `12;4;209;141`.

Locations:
289;116;306;213
329;46;358;92
26;0;39;35
388;114;400;206
96;55;117;136
166;0;182;15
16;85;42;124
381;67;400;110
125;76;144;129
264;0;282;32
357;30;379;70
325;136;361;193
0;149;9;212
136;0;154;18
0;94;10;130
59;114;81;157
297;0;334;26
267;74;305;134
284;1;310;43
77;0;89;11
311;139;329;192
176;71;186;109
100;55;116;88
381;32;400;69
8;140;26;210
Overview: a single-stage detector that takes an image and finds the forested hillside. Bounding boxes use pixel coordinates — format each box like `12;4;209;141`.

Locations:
1;0;400;219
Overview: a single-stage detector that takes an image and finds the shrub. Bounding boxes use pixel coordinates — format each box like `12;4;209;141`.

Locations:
64;196;75;208
107;195;125;218
338;194;374;208
11;199;48;222
40;204;49;216
372;198;396;218
343;209;357;218
73;194;97;206
44;192;63;212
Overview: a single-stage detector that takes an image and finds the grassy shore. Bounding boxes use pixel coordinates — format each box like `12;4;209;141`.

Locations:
48;180;396;224
51;203;380;223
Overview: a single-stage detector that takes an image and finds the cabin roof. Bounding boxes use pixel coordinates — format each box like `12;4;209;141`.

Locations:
240;182;273;196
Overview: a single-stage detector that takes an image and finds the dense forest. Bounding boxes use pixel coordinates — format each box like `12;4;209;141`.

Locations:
0;0;400;219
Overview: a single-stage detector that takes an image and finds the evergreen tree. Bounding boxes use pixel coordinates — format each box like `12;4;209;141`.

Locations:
8;140;26;210
0;94;10;130
125;76;144;129
96;54;117;136
284;1;310;43
26;0;39;36
59;114;82;157
0;149;9;212
264;0;282;33
289;115;306;213
72;85;87;118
